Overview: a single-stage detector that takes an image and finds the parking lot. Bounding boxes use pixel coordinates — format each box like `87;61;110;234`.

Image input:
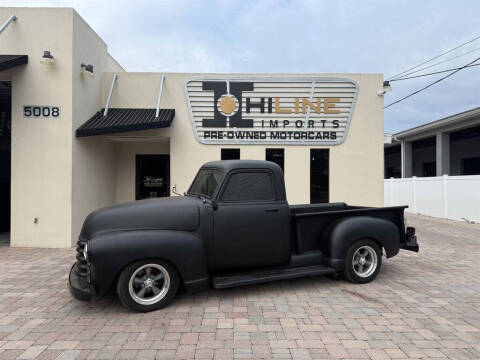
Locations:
0;214;479;360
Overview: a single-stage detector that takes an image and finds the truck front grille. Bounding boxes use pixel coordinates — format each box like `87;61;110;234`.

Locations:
75;240;88;278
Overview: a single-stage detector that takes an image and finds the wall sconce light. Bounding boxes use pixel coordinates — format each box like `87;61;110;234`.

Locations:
378;80;392;96
40;51;55;65
81;63;94;77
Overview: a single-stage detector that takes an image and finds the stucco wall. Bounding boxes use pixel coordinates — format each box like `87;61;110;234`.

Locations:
1;8;74;247
71;10;119;245
106;54;124;72
103;72;384;207
1;8;124;247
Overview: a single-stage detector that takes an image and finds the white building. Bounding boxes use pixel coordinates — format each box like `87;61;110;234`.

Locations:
1;8;385;248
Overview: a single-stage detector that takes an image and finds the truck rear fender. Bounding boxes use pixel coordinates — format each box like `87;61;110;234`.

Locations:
322;216;401;272
88;230;209;296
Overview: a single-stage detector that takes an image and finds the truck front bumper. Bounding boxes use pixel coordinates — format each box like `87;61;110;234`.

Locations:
68;263;92;301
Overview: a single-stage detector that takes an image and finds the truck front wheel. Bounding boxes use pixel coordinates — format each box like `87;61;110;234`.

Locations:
343;239;382;284
117;260;179;312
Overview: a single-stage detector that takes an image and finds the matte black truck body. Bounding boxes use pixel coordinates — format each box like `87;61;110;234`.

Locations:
69;160;419;311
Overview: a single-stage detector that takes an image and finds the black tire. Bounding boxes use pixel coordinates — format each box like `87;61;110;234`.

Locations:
116;259;179;312
343;239;382;284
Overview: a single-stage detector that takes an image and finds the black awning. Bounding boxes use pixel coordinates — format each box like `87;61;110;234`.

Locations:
0;55;28;71
76;108;175;137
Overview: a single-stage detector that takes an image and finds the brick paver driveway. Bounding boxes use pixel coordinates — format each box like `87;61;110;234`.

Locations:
0;214;479;360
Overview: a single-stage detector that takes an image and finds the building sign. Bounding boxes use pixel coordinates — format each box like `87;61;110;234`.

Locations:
185;78;358;145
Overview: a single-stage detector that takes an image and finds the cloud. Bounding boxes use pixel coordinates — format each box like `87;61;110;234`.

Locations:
2;0;480;132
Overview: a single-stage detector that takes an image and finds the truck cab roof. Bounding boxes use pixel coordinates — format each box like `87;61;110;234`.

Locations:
203;159;281;172
200;160;287;202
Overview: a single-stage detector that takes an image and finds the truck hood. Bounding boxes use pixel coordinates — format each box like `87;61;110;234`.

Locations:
80;196;200;240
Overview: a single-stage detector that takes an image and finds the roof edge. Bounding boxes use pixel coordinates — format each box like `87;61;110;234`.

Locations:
394;106;480;139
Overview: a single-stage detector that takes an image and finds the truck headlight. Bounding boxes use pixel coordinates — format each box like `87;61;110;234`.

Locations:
83;242;89;262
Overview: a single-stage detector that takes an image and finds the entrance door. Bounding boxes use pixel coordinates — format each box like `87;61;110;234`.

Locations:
310;149;329;203
136;155;170;200
0;82;11;233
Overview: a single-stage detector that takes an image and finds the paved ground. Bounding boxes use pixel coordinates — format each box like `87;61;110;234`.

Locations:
0;214;479;360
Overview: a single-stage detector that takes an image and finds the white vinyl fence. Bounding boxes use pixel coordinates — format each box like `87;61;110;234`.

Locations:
384;175;480;223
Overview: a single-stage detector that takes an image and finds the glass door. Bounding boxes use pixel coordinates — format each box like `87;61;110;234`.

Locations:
136;155;170;200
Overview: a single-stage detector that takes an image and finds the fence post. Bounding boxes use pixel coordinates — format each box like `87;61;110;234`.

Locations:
443;174;448;218
412;176;417;213
389;177;394;206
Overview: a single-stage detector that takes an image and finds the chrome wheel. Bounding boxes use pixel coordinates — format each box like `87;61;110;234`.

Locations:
128;263;170;305
352;245;378;278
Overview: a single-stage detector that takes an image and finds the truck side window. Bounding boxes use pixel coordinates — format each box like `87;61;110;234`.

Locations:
188;169;222;198
221;172;273;201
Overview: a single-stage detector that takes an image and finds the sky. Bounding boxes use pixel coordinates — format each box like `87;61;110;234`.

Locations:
2;0;480;133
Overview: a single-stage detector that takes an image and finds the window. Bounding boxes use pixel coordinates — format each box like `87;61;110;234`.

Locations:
266;148;284;171
221;172;273;201
384;145;401;178
310;149;329;203
188;169;222;198
221;148;240;160
423;162;436;177
462;157;480;175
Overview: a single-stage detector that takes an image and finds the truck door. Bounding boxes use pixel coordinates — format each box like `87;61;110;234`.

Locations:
213;170;289;270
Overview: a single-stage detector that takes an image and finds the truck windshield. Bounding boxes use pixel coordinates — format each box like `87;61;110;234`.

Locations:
188;168;222;198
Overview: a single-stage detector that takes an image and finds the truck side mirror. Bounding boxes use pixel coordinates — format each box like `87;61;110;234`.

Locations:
211;200;218;211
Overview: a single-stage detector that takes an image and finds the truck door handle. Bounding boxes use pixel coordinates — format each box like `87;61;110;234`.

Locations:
265;208;279;212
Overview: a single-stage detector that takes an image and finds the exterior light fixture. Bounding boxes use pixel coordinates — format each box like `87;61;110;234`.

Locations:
40;51;55;65
383;81;392;92
81;63;94;77
378;80;392;96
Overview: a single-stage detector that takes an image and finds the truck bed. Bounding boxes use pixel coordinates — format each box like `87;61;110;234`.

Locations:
290;203;408;253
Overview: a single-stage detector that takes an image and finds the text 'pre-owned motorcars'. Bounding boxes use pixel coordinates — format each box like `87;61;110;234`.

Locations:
69;160;419;312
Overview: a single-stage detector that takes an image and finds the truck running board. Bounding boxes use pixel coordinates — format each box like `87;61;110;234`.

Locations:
213;265;336;289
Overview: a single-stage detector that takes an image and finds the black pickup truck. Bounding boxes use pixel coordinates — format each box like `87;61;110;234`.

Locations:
69;160;418;312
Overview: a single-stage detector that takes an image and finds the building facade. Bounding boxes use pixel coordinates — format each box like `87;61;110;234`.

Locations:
384;107;480;179
1;8;385;248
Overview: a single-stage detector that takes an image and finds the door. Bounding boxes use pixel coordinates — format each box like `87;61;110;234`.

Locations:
0;82;11;234
310;149;329;203
213;170;288;270
266;148;284;172
136;155;170;200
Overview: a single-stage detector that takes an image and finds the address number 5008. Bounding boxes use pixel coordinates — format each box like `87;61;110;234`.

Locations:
23;106;60;118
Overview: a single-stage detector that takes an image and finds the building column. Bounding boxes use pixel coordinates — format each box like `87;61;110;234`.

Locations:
436;132;450;176
401;140;412;178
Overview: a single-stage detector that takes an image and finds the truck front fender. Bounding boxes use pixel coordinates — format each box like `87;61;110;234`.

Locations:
88;230;209;296
322;216;401;272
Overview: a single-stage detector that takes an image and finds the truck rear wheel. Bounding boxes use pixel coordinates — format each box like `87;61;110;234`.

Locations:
117;259;179;312
343;239;382;284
